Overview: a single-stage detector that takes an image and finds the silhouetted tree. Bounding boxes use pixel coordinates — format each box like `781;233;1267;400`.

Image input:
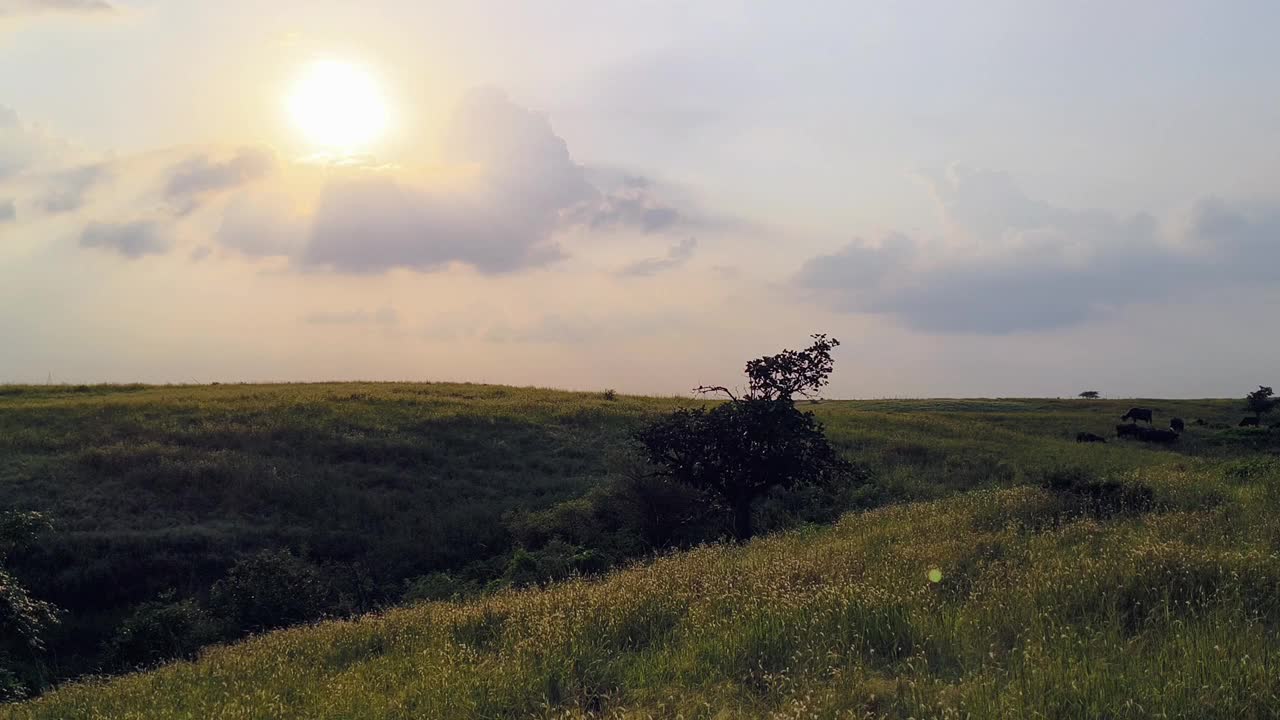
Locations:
0;511;59;700
1245;385;1275;421
1078;390;1100;399
637;335;852;541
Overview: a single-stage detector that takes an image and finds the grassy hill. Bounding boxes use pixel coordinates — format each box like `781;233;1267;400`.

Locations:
2;383;1278;715
6;457;1279;718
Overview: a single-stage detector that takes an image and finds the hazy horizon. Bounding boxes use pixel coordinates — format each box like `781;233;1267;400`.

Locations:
2;1;1277;397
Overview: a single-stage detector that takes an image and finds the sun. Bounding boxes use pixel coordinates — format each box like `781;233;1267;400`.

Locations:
286;59;389;152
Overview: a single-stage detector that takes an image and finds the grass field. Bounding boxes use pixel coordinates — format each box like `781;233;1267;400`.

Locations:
2;383;1278;716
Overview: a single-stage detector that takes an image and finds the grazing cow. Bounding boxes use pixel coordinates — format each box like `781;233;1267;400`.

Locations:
1116;424;1143;438
1170;417;1185;433
1240;417;1261;427
1121;407;1154;424
1076;432;1107;443
1139;427;1179;444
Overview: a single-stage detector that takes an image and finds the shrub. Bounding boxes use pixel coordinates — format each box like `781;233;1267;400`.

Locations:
208;550;331;633
402;572;479;603
106;594;219;670
501;540;602;588
0;511;59;699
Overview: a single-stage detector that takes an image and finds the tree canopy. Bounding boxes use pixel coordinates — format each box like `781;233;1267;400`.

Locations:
638;334;854;540
1245;385;1275;419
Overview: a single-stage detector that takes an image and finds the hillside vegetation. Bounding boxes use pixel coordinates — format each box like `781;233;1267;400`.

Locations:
2;383;1278;715
7;455;1280;718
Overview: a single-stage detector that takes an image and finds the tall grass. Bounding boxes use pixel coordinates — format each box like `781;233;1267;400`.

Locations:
8;458;1279;719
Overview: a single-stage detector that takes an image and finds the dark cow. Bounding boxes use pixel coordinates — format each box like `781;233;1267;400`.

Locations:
1240;417;1261;427
1121;407;1154;424
1170;417;1185;433
1139;428;1179;444
1116;424;1143;438
1076;432;1107;443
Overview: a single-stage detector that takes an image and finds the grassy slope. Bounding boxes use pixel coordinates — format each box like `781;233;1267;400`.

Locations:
3;385;1278;717
0;383;689;675
8;464;1279;719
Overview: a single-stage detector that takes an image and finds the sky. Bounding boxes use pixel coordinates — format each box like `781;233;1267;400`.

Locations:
1;0;1277;397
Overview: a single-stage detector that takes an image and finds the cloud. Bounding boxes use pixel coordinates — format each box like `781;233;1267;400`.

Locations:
302;308;399;326
571;174;682;233
0;0;113;16
302;173;568;274
796;166;1280;334
0;198;14;222
165;147;274;207
79;220;168;258
224;89;692;275
35;162;107;213
616;236;697;277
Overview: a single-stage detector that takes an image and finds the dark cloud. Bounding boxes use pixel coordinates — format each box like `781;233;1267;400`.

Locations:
165;148;274;206
797;167;1280;334
0;0;113;15
302;308;399;326
0;198;14;222
36;163;107;213
616;237;697;277
79;220;167;258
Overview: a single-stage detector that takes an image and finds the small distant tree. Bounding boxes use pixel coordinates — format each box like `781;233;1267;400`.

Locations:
1078;390;1100;399
0;511;60;700
636;334;853;541
1245;385;1275;421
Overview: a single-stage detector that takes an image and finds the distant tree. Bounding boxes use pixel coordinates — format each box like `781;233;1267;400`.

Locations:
0;511;59;700
1244;385;1275;421
1078;390;1101;399
636;334;853;541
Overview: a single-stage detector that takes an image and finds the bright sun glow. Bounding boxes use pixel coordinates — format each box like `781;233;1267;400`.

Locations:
286;59;389;152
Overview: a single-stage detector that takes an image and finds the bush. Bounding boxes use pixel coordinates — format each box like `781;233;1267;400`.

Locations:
402;572;479;603
106;594;218;670
501;540;604;588
1;511;59;699
209;550;332;633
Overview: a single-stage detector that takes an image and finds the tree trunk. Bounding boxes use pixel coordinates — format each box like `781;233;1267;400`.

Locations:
732;500;753;542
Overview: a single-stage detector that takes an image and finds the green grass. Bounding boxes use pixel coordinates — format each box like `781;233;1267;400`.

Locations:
3;383;1277;715
7;458;1280;719
0;383;695;679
